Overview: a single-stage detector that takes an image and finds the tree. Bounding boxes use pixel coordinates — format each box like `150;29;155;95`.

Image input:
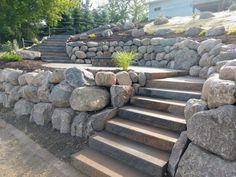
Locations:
129;0;148;23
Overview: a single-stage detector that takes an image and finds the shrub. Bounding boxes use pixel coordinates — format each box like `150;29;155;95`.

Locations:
199;29;207;37
0;53;23;61
229;3;236;11
112;51;137;70
1;40;19;52
88;33;96;38
32;37;39;44
227;28;236;35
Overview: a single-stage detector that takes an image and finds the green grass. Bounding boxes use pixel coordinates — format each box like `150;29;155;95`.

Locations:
0;53;23;61
112;51;137;70
227;28;236;35
199;29;207;37
175;28;185;34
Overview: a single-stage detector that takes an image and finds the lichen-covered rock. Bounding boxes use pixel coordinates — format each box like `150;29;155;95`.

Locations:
201;74;236;108
18;72;38;86
18;85;39;103
49;69;65;84
30;103;54;126
52;108;74;134
95;72;116;86
187;105;236;160
116;71;132;86
49;82;73;108
184;99;208;121
14;99;34;117
176;143;236;177
70;87;110;112
110;85;134;107
64;68;95;87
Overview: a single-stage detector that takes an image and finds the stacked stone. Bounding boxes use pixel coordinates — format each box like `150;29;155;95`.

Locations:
171;68;236;177
0;67;146;139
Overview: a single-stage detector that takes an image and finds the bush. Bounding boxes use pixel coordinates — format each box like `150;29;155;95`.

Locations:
175;28;185;34
88;33;96;38
229;3;236;11
227;28;236;35
0;53;23;61
199;29;207;37
1;40;19;52
112;51;137;70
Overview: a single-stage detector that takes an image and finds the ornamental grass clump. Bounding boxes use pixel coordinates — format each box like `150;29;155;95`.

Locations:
113;51;137;70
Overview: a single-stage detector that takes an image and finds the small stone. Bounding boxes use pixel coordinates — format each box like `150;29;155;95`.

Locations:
14;99;34;118
87;42;99;47
138;72;146;86
189;66;201;76
75;51;86;59
132;28;145;38
95;72;116;86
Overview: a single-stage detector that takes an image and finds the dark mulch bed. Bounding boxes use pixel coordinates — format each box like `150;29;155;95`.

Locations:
0;108;87;162
0;60;54;72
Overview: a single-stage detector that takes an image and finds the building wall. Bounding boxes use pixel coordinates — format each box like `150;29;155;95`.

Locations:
149;0;194;20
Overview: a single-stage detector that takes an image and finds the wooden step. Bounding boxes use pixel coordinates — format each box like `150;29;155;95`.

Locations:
147;76;205;92
72;148;148;177
118;106;186;133
130;96;185;115
90;132;169;177
139;88;201;101
40;47;66;52
41;52;68;57
145;70;188;80
106;118;178;151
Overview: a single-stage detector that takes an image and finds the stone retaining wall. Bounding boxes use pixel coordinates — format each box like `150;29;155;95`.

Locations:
66;38;236;79
0;67;146;139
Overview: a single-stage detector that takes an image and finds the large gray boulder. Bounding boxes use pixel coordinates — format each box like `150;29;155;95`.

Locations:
110;85;134;108
199;11;214;19
14;99;34;118
123;22;135;30
52;108;74;134
19;85;39;103
30;103;54;126
116;71;132;86
201;74;236;108
174;48;199;70
219;59;236;81
102;29;113;38
156;28;174;37
49;82;73;108
131;28;145;38
184;99;208;121
64;68;95;87
0;68;23;85
205;26;225;37
5;86;21;108
197;39;222;55
189;66;201;76
16;50;41;60
49;69;65;84
187;105;236;161
154;16;168;25
184;27;202;37
176;143;236;177
37;83;53;102
18;72;38;85
70;87;110;112
32;71;52;87
95;72;116;86
71;112;90;138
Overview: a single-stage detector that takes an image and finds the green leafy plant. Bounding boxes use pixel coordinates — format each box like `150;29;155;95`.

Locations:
0;53;23;61
113;51;137;70
199;29;207;37
227;28;236;35
88;33;96;38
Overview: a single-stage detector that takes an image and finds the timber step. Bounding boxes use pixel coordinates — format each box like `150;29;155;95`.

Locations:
145;70;188;80
139;87;201;101
106;118;178;151
147;76;205;91
130;96;185;115
72;148;148;177
90;132;169;177
119;106;186;133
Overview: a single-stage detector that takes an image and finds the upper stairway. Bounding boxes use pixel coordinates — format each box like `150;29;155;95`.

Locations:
39;35;73;63
72;69;205;177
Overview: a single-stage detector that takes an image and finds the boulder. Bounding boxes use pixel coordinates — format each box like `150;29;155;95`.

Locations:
19;85;39;103
205;26;225;37
138;46;147;54
199;11;214;19
16;50;41;60
123;22;135;30
197;39;222;55
75;51;86;59
189;66;201;76
64;68;95;87
0;92;6;107
174;48;199;70
6;86;20;107
133;39;141;46
176;39;200;50
30;103;54;126
49;69;65;84
52;108;74;134
90;108;118;131
201;74;236;108
102;29;113;38
154;16;168;25
207;66;217;78
95;72;116;86
13;99;34;117
110;85;134;108
71;112;90;138
70;87;110;112
168;131;190;177
184;99;208;121
0;68;23;85
128;71;138;83
176;143;236;177
49;82;74;107
37;84;53;102
3;82;14;94
18;72;38;85
209;43;223;56
187;105;236;160
131;28;145;38
32;71;52;87
116;71;132;86
141;38;150;46
156;29;174;37
219;59;236;81
184;27;202;37
138;72;146;86
87;42;99;47
199;67;208;79
216;61;228;72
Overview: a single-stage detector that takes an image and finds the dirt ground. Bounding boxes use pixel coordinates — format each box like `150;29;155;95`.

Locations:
0;108;87;163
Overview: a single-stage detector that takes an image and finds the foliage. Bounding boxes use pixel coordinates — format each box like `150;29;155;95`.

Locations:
113;51;137;70
175;28;185;34
129;0;148;23
199;29;207;37
1;40;19;52
229;3;236;11
0;53;23;61
227;28;236;35
88;34;96;38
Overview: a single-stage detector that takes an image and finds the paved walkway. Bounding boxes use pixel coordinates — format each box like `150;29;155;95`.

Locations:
0;119;86;177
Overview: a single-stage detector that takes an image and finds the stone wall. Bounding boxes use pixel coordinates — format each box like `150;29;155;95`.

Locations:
0;67;146;139
66;38;236;79
168;59;236;177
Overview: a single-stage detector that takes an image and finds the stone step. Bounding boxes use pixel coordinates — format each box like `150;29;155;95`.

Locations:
147;76;205;92
40;46;66;52
49;35;70;40
145;70;188;80
90;132;169;177
41;41;66;46
72;148;148;177
42;59;74;63
118;106;186;133
131;96;185;115
139;88;201;102
106;118;178;151
41;52;68;57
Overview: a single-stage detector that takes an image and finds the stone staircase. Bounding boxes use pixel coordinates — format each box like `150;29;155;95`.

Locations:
72;70;205;177
39;35;72;63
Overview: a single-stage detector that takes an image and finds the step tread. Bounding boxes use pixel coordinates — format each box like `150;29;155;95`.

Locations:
72;148;148;177
92;132;170;167
131;96;186;107
150;76;205;84
107;118;179;143
140;87;202;95
120;106;186;124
